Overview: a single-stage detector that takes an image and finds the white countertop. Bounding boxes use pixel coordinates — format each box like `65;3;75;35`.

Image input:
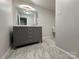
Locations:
14;25;42;27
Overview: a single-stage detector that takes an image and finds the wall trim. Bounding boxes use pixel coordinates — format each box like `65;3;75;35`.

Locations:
43;35;53;39
1;48;11;59
56;46;79;59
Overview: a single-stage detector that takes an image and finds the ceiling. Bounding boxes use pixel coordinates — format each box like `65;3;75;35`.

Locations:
31;0;55;11
21;0;55;11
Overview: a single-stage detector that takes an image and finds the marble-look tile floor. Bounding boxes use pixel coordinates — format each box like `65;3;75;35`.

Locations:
7;39;71;59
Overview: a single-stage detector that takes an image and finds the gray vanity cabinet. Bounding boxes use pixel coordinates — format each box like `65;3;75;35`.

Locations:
13;26;42;48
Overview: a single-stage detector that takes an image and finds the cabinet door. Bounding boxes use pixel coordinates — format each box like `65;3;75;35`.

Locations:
32;27;42;42
27;27;42;43
13;27;28;47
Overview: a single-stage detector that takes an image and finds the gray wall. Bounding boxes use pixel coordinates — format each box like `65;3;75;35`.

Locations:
0;0;13;58
56;0;79;57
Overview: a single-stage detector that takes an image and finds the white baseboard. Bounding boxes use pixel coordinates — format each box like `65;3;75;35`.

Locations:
1;48;11;59
43;35;53;39
55;46;79;59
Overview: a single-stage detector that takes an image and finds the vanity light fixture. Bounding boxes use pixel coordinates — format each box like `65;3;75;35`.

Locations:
18;4;36;11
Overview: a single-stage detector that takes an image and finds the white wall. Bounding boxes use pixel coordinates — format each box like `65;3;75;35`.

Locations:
35;6;55;37
56;0;79;57
0;0;13;58
13;0;55;38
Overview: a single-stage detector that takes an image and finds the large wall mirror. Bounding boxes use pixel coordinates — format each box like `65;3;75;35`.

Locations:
17;5;38;26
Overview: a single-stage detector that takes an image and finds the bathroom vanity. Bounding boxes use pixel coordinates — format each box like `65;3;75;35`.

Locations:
11;4;42;48
12;26;42;48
